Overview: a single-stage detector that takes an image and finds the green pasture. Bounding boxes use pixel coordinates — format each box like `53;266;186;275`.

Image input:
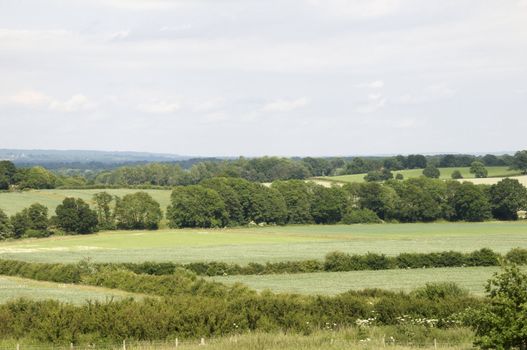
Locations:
0;222;525;264
211;266;527;296
319;166;521;184
0;188;172;216
0;275;143;304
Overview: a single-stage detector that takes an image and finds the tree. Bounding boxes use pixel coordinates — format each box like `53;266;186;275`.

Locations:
55;198;98;234
0;209;12;239
364;169;393;182
422;165;440;179
451;170;463;179
357;182;397;220
406;154;427;169
248;185;288;224
93;192;115;230
167;185;227;228
310;186;347;224
450;182;492;222
0;160;17;190
469;265;527;349
114;192;163;230
10;210;30;238
389;178;446;222
470;161;488;178
489;178;527;220
17;166;57;189
272;180;313;224
200;178;244;225
27;203;49;232
395;173;404;180
511;150;527;175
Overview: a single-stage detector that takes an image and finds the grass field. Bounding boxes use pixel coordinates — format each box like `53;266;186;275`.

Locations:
0;222;525;264
318;166;523;184
211;266;524;296
0;188;172;216
0;275;143;304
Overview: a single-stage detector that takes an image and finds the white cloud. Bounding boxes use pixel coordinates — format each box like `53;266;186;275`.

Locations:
49;94;95;112
137;100;181;114
262;97;309;112
356;93;386;113
107;30;130;41
308;0;402;19
0;90;51;106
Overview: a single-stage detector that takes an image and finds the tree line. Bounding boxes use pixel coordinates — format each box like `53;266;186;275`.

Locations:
2;151;527;189
1;177;526;239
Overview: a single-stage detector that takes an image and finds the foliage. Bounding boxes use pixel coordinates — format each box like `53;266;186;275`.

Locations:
310;186;347;224
93;192;115;230
272;180;314;224
17;166;58;189
0;209;12;239
511;150;527;174
451;170;463;179
468;265;527;349
422;165;440;179
167;185;227;228
469;161;488;178
114;192;163;230
341;208;382;224
489;178;527;220
55;198;98;234
505;248;527;265
450;182;492;222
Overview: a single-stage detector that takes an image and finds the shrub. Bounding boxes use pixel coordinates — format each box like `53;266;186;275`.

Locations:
451;170;463;179
505;248;527;265
466;248;500;266
341;208;382;224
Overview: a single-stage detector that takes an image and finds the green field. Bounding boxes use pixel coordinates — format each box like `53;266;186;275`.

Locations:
0;222;525;264
0;275;143;304
211;266;522;296
319;166;521;184
0;188;172;216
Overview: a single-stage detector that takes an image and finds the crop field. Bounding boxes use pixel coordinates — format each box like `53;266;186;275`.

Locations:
0;275;143;304
0;222;525;264
211;266;527;296
0;188;172;216
318;166;523;184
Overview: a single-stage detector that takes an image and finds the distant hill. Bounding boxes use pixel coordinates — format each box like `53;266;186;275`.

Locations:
0;149;192;165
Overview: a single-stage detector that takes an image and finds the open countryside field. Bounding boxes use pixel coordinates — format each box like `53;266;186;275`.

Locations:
0;222;526;264
211;266;527;296
0;188;172;216
317;166;524;184
0;275;143;304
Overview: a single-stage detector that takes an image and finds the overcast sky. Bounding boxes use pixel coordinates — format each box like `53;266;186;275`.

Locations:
1;0;526;157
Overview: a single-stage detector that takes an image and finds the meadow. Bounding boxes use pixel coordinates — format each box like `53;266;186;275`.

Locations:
0;275;143;304
318;166;523;184
211;266;517;296
0;188;172;216
0;222;526;264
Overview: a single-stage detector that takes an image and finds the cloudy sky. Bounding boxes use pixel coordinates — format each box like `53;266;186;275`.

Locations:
1;0;526;157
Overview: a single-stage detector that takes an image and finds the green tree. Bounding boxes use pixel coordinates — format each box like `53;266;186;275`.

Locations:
272;180;313;224
114;192;163;230
489;178;527;220
469;265;527;349
357;182;397;220
200;178;244;225
27;203;49;231
167;185;227;228
93;192;115;230
55;198;98;234
17;166;57;189
451;182;492;222
0;209;12;239
310;186;347;224
451;170;463;179
389;178;446;222
10;210;30;238
0;160;17;190
248;185;288;224
422;165;440;179
511;150;527;175
470;161;488;178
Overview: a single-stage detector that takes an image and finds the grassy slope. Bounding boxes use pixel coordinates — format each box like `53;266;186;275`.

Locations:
212;266;527;296
0;275;143;304
0;188;172;216
319;166;522;184
0;222;526;263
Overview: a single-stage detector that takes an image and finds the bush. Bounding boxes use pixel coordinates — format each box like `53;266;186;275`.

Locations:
466;248;500;266
451;170;463;179
412;282;469;300
341;208;382;224
505;248;527;265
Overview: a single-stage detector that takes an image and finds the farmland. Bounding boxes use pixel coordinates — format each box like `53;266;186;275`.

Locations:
0;275;143;304
0;222;526;264
317;166;523;184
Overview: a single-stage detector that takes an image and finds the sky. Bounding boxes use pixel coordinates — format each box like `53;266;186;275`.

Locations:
1;0;526;157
